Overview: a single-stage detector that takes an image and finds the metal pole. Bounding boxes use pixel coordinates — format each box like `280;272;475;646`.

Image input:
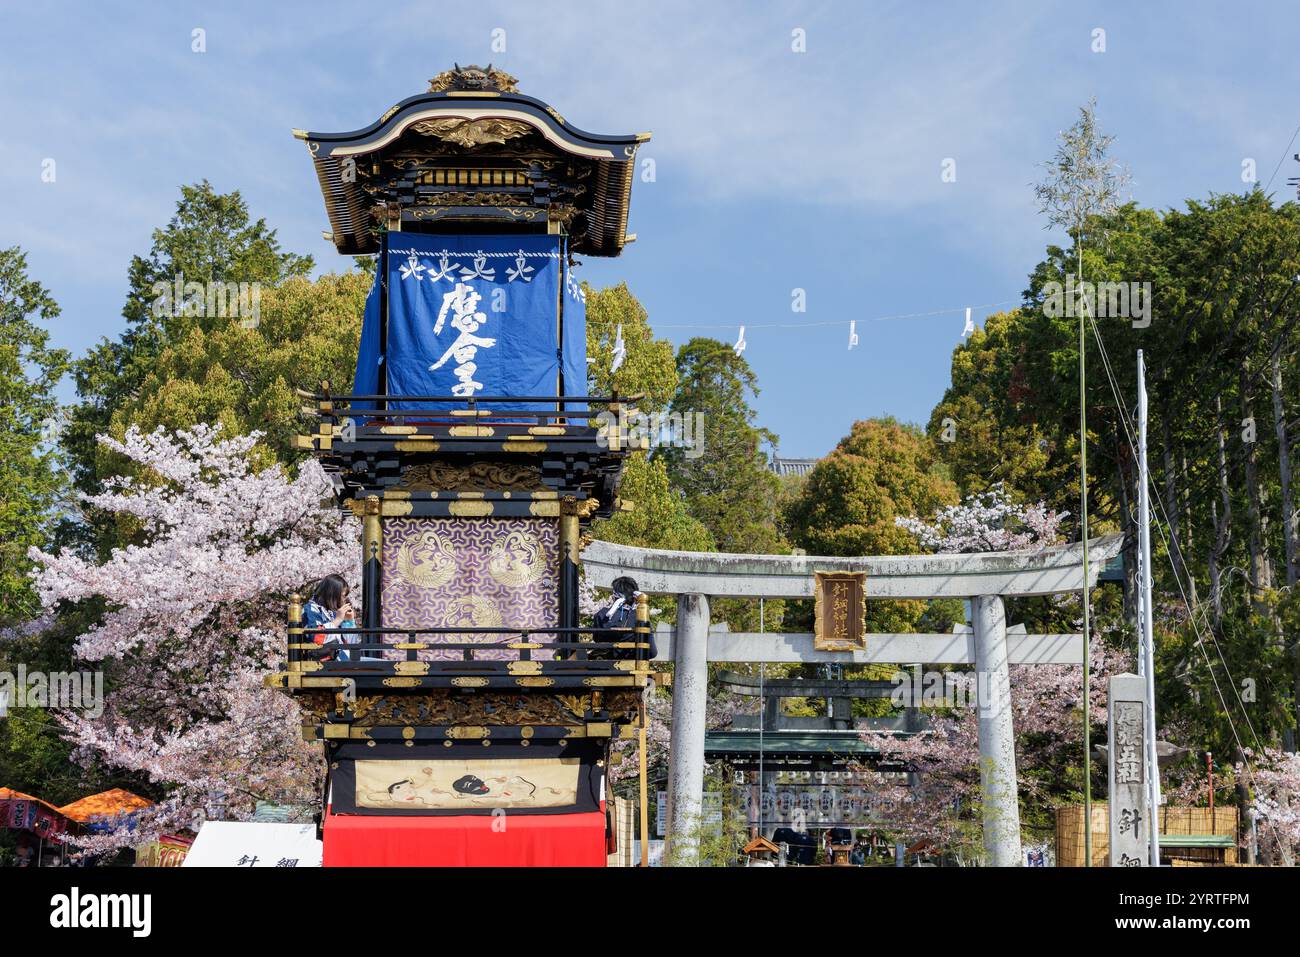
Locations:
1078;259;1093;867
759;598;765;840
1136;350;1161;865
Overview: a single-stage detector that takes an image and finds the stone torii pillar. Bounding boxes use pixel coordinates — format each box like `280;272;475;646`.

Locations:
664;593;709;864
972;594;1021;866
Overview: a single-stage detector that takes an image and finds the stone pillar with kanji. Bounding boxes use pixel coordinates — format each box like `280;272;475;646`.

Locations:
1107;672;1151;866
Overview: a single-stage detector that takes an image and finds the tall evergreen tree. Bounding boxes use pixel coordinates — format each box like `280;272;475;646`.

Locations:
0;246;68;623
585;285;713;553
63;181;313;541
659;337;784;555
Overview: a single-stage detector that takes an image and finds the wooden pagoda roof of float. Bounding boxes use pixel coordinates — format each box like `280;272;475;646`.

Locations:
294;64;650;258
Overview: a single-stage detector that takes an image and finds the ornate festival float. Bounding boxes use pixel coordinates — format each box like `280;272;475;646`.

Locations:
266;65;654;866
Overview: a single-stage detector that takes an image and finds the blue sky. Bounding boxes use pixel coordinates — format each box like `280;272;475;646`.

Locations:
3;1;1298;457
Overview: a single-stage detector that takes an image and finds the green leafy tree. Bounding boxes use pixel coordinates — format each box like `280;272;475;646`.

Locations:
659;338;784;555
594;454;714;553
0;606;131;807
0;246;69;623
927;182;1300;841
109;270;372;471
927;309;1070;504
64;181;313;540
785;417;957;632
585;284;712;554
585;281;677;410
657;338;787;631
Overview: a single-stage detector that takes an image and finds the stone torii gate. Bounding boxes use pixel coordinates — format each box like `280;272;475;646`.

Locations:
583;534;1124;866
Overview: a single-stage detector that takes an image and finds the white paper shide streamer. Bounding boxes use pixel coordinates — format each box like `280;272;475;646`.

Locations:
610;323;626;373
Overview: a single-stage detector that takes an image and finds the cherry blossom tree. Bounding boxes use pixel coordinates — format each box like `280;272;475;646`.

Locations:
26;425;357;851
1237;748;1300;865
894;481;1067;553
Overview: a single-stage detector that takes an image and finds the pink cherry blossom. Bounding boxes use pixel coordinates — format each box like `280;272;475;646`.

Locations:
26;425;358;851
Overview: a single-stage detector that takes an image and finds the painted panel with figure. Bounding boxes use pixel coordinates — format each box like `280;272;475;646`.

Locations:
355;757;580;810
382;517;559;659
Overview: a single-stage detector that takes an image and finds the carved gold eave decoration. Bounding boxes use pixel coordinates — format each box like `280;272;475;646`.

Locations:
416;191;521;207
408;206;542;221
399;461;545;493
411;117;533;148
560;495;602;519
334;690;637;729
556;694;591;721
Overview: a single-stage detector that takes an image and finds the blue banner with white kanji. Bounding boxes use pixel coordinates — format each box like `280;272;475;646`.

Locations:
354;233;578;412
562;242;588;414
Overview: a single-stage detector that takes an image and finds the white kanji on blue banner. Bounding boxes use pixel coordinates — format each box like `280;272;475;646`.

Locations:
356;234;566;411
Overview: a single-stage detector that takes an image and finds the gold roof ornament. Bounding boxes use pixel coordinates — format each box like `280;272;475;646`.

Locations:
427;63;520;94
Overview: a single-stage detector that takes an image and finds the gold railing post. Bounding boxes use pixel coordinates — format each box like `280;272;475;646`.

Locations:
558;497;580;633
362;495;383;636
635;592;650;659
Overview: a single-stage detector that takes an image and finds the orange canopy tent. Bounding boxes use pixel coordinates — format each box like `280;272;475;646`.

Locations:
0;787;63;814
58;788;152;825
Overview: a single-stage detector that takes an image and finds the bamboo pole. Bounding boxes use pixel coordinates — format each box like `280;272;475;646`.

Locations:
1078;252;1093;868
637;592;651;866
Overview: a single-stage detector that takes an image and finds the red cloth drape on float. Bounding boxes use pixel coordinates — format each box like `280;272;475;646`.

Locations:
322;806;607;867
